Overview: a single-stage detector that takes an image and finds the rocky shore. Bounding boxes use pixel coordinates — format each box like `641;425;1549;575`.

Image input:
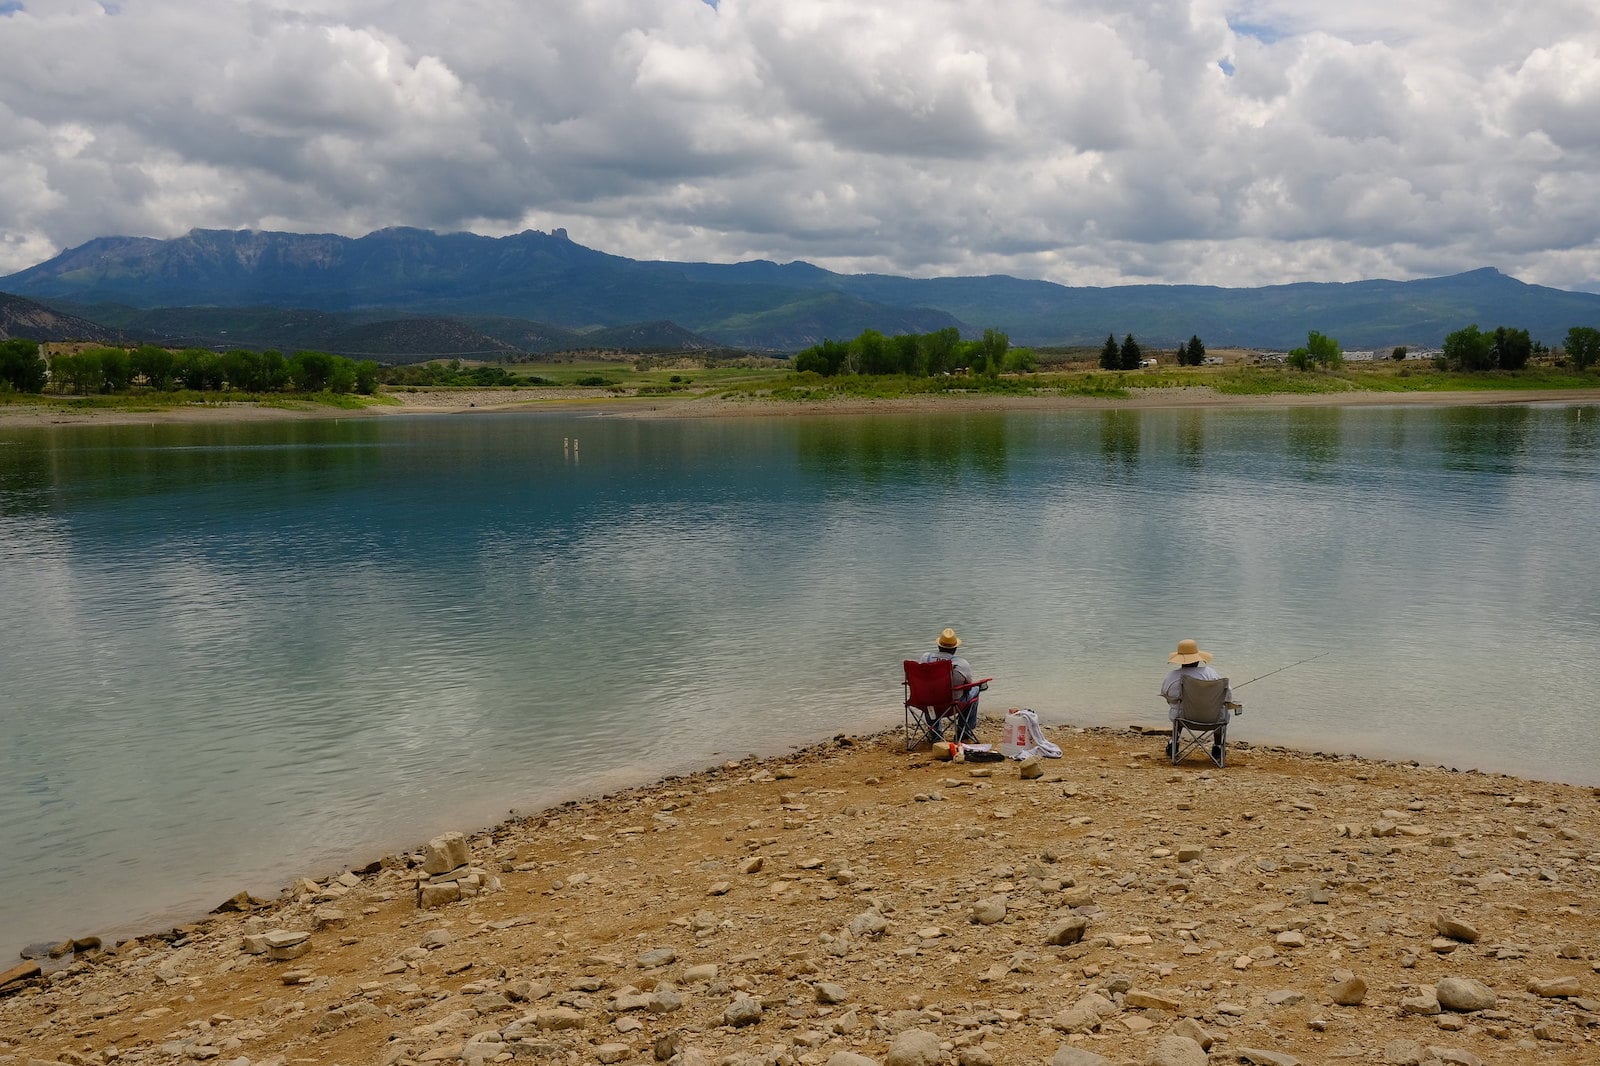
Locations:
3;723;1597;1066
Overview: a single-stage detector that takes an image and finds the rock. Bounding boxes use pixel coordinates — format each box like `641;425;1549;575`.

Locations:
594;1044;630;1064
534;1007;585;1030
1383;1038;1426;1065
724;996;763;1027
1176;845;1204;862
1329;974;1367;1005
1275;930;1306;948
1061;884;1095;907
1124;989;1181;1011
648;987;684;1013
1019;757;1044;779
1051;1006;1101;1033
848;909;889;937
422;832;470;875
1266;989;1304;1006
1045;915;1089;945
1171;1017;1214;1050
1435;977;1496;1012
637;947;677;968
1528;976;1582;998
1426;1048;1484;1066
884;1029;941;1066
1;960;42;991
815;982;848;1004
825;1054;880;1066
1433;914;1479;943
1052;1049;1113;1066
1145;1035;1207;1066
1400;991;1440;1016
419;882;462;909
970;897;1007;925
739;856;764;874
682;963;718;983
1236;1051;1301;1066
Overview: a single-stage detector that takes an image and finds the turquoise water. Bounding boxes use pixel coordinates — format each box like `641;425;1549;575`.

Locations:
2;403;1597;957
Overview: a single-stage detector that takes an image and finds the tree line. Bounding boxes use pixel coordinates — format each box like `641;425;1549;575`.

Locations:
793;327;1036;377
1442;324;1600;372
1097;333;1211;370
0;340;381;395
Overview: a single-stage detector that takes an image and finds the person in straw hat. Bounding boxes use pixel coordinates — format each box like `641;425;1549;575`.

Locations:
919;628;988;744
1160;638;1241;760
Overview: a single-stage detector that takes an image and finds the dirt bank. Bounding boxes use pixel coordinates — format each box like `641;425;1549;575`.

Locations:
4;723;1596;1065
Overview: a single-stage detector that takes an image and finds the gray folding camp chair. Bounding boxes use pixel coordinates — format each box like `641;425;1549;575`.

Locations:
1168;676;1231;767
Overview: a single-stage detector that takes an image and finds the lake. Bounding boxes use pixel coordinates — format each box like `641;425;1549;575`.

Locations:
2;401;1597;958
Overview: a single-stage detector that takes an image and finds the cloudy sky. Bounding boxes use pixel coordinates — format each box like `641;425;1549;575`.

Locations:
2;0;1598;291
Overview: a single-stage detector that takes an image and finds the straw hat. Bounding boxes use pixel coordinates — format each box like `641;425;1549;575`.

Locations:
937;628;961;650
1168;638;1213;665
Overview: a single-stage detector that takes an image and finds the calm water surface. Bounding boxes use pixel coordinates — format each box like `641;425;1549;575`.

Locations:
2;403;1597;956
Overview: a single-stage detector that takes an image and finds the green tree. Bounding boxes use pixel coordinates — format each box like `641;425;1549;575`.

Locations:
1492;327;1532;371
1099;333;1120;371
175;348;224;390
1002;346;1037;373
1564;326;1600;371
94;347;134;391
288;350;338;391
1391;346;1408;361
1119;334;1142;371
0;338;48;392
1288;330;1343;370
793;339;849;376
326;357;358;394
1443;325;1495;371
919;327;961;376
221;348;266;391
131;345;177;389
1184;335;1206;367
978;328;1009;377
51;351;104;394
259;350;291;390
355;360;381;395
888;333;922;375
850;330;891;375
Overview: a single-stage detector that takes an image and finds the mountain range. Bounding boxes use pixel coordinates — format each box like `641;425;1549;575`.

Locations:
4;226;1600;356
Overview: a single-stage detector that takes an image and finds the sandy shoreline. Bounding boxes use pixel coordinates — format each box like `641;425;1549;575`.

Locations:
4;722;1596;1066
2;385;1597;428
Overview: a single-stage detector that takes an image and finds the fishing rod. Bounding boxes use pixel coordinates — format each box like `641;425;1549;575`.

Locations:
1235;650;1332;689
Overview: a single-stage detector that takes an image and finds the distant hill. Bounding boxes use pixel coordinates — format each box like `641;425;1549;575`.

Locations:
5;227;1600;351
0;292;129;345
578;320;717;352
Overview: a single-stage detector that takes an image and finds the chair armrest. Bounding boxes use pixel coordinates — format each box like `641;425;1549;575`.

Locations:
954;676;994;692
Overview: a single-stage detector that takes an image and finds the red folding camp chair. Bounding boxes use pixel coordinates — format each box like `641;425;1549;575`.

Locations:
902;659;991;752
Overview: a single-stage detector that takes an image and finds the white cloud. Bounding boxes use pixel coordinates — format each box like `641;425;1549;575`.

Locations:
0;0;1596;292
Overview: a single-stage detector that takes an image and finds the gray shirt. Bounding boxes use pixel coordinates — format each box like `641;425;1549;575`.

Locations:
920;649;976;694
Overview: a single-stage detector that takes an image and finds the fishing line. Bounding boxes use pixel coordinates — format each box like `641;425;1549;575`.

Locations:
1235;650;1332;688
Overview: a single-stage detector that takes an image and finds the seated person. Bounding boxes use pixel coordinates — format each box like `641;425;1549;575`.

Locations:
919;627;987;743
1161;638;1241;759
